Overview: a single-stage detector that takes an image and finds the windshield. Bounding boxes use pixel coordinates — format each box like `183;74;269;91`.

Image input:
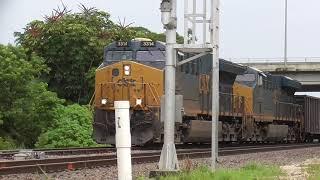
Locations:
235;74;256;87
236;74;255;82
106;51;133;61
136;51;165;62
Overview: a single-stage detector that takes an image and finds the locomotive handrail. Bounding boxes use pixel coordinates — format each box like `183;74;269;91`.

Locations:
88;90;96;110
147;83;161;105
219;92;246;116
99;81;161;106
105;60;165;62
100;81;160;86
276;101;302;107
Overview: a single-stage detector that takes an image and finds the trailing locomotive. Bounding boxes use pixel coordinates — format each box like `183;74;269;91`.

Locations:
93;39;319;145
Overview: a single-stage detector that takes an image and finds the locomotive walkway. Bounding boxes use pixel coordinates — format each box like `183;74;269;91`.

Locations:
230;57;320;92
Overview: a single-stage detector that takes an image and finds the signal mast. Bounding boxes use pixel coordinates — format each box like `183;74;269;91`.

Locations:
159;0;220;171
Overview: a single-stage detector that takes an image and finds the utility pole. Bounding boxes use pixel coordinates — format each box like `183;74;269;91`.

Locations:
158;0;179;171
284;0;288;67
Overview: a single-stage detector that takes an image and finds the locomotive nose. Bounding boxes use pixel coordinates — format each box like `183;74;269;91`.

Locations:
95;60;163;109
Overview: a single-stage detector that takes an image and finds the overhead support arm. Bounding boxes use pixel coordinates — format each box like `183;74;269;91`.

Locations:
177;52;209;66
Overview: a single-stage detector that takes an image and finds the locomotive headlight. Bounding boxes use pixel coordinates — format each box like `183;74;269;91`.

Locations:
136;98;142;105
124;65;131;76
101;98;107;105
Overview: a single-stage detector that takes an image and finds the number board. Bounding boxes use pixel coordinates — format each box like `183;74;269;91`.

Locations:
116;41;129;47
141;41;155;47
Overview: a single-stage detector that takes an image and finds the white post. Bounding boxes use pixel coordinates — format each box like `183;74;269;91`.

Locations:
114;101;132;180
211;0;220;170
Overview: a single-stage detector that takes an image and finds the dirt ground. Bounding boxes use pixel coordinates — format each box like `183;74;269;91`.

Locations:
281;158;320;180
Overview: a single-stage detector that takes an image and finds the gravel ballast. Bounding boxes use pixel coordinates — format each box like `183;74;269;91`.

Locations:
1;146;319;180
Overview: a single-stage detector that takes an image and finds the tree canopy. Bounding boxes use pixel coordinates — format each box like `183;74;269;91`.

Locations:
15;6;183;104
1;5;182;149
0;45;63;148
15;6;115;104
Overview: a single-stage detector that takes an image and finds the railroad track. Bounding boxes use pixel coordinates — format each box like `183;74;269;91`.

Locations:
0;147;117;159
0;142;302;159
0;144;211;159
0;143;319;175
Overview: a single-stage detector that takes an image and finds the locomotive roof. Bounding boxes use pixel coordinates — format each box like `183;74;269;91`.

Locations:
272;75;301;90
104;40;166;52
219;59;247;75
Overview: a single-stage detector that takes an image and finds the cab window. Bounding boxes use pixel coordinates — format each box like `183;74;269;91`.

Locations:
136;51;165;62
106;51;133;61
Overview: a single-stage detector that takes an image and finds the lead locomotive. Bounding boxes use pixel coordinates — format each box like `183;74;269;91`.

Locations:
93;39;319;145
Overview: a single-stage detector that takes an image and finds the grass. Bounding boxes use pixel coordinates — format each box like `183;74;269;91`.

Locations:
138;163;283;180
306;164;320;180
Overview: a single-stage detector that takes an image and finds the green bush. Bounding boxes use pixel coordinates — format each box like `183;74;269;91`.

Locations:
0;45;63;148
36;104;96;148
0;137;16;150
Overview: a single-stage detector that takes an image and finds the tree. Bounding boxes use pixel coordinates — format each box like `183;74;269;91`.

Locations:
15;5;184;104
130;26;184;43
0;45;63;148
15;5;115;104
36;104;96;148
0;137;16;150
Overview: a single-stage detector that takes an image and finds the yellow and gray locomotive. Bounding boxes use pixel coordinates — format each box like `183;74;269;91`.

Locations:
93;39;318;145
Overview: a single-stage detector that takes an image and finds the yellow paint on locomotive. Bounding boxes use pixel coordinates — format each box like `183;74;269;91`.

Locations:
233;82;253;115
233;83;276;122
94;60;163;110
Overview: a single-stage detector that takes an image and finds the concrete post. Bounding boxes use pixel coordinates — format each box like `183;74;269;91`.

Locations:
114;101;132;180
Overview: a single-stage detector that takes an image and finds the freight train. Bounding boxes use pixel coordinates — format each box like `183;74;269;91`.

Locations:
92;39;320;145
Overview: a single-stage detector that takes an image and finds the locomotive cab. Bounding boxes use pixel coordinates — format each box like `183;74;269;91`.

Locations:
93;39;166;145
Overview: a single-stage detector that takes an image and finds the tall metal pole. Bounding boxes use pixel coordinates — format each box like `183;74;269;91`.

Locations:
284;0;288;67
211;0;220;170
159;0;179;171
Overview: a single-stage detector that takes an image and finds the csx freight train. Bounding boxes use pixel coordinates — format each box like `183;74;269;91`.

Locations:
93;39;320;145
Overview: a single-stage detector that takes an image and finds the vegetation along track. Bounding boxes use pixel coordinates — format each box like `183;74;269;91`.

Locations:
0;143;319;175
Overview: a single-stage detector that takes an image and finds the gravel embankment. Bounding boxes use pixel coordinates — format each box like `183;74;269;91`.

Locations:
1;146;320;180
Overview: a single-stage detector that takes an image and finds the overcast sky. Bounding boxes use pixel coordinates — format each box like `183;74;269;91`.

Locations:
1;0;320;59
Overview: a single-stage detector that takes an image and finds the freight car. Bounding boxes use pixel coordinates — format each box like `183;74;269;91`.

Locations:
92;39;317;145
295;95;320;142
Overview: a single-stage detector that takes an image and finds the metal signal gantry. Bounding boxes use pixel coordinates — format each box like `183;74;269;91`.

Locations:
159;0;220;171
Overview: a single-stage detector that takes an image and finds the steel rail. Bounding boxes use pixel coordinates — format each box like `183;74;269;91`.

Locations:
0;143;319;175
0;147;116;159
0;143;316;159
